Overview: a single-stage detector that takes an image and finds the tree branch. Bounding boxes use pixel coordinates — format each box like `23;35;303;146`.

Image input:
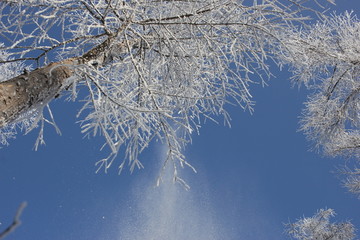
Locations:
0;202;27;240
0;20;132;128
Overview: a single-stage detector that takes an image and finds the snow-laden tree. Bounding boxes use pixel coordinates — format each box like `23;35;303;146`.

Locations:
286;209;356;240
0;0;335;183
278;12;360;196
280;12;360;159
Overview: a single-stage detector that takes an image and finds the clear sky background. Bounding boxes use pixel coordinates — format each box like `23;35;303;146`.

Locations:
1;1;360;240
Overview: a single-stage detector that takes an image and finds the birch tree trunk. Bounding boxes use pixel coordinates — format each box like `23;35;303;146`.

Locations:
0;59;75;128
0;35;127;127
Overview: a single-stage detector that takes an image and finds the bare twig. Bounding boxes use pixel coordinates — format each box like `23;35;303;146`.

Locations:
0;202;27;239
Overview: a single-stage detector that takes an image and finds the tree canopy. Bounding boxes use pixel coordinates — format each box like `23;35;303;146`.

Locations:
0;0;337;183
2;0;360;239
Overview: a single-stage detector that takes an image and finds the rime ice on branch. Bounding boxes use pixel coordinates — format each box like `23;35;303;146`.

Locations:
286;209;356;240
0;0;336;180
278;12;360;196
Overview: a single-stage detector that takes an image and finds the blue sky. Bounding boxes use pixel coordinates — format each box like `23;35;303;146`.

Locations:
1;1;360;240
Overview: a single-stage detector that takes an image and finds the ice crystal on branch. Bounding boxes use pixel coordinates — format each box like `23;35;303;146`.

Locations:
278;12;360;195
279;12;360;157
0;0;337;180
286;209;356;240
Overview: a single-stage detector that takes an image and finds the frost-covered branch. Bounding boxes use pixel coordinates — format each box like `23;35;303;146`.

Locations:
279;12;360;157
338;165;360;198
286;209;356;240
0;0;337;181
277;12;360;195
